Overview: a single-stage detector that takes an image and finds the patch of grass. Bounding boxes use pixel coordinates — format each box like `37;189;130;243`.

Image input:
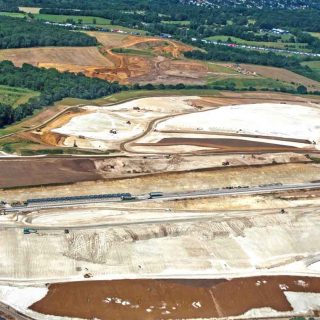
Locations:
210;77;296;90
0;138;37;153
206;62;240;74
34;13;111;25
57;89;222;107
0;12;25;18
93;89;220;105
106;24;147;34
162;20;190;25
310;156;320;163
0;85;39;108
302;60;320;78
111;47;154;56
0;11;147;34
205;35;309;52
310;32;320;39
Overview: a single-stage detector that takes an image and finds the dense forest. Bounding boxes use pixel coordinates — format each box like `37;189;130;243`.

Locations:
12;0;320;32
0;16;97;49
0;61;122;127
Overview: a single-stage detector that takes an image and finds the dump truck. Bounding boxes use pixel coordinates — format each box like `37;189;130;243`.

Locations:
23;228;38;235
121;195;136;201
149;192;164;199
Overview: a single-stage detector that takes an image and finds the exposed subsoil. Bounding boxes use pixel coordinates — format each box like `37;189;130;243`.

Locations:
157;137;300;149
0;158;100;188
30;276;320;320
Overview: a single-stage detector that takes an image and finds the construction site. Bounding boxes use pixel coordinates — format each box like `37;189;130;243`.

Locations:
0;88;320;319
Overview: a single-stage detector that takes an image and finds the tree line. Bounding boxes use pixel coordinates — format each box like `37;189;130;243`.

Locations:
184;44;320;82
0;61;122;127
0;16;97;49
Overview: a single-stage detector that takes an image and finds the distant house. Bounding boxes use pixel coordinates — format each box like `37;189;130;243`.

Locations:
271;28;289;35
160;33;172;38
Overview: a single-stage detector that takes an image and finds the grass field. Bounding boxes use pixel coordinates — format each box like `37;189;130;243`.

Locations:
302;60;320;78
310;32;320;39
0;85;39;108
205;35;308;51
0;12;25;18
111;47;154;57
206;62;239;74
57;89;220;106
34;13;112;26
0;11;146;34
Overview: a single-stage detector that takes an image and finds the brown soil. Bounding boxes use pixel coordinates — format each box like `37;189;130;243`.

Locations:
0;33;208;85
147;137;301;153
31;276;320;320
2;160;320;202
0;158;100;188
0;47;113;69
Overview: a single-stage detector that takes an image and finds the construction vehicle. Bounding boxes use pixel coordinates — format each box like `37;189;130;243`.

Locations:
121;195;136;201
23;228;38;235
149;192;164;199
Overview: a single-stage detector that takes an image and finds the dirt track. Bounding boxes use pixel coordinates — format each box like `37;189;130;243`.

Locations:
31;276;320;319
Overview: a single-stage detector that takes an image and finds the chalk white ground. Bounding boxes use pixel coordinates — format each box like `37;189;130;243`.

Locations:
52;96;199;150
0;208;320;283
285;292;320;313
157;103;320;145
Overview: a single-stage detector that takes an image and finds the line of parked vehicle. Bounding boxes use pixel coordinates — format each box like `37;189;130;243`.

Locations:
197;38;320;57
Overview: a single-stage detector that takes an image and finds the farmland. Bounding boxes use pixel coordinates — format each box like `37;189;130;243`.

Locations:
205;35;309;52
0;85;39;107
0;30;316;93
0;11;147;34
302;60;320;79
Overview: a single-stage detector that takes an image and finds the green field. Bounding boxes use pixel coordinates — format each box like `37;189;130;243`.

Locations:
59;89;220;106
0;11;147;34
0;11;111;25
310;32;320;39
34;13;112;26
0;12;25;18
302;60;320;78
112;47;154;56
206;62;240;74
0;85;39;108
205;35;308;51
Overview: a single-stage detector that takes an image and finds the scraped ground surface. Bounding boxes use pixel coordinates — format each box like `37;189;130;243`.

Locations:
0;33;209;85
0;46;114;70
2;162;320;200
28;277;320;319
39;96;320;154
0;157;100;188
156;103;320;141
0;201;320;280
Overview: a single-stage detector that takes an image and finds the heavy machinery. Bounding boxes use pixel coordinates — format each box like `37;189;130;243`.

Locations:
149;192;164;199
23;228;38;235
121;195;136;201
